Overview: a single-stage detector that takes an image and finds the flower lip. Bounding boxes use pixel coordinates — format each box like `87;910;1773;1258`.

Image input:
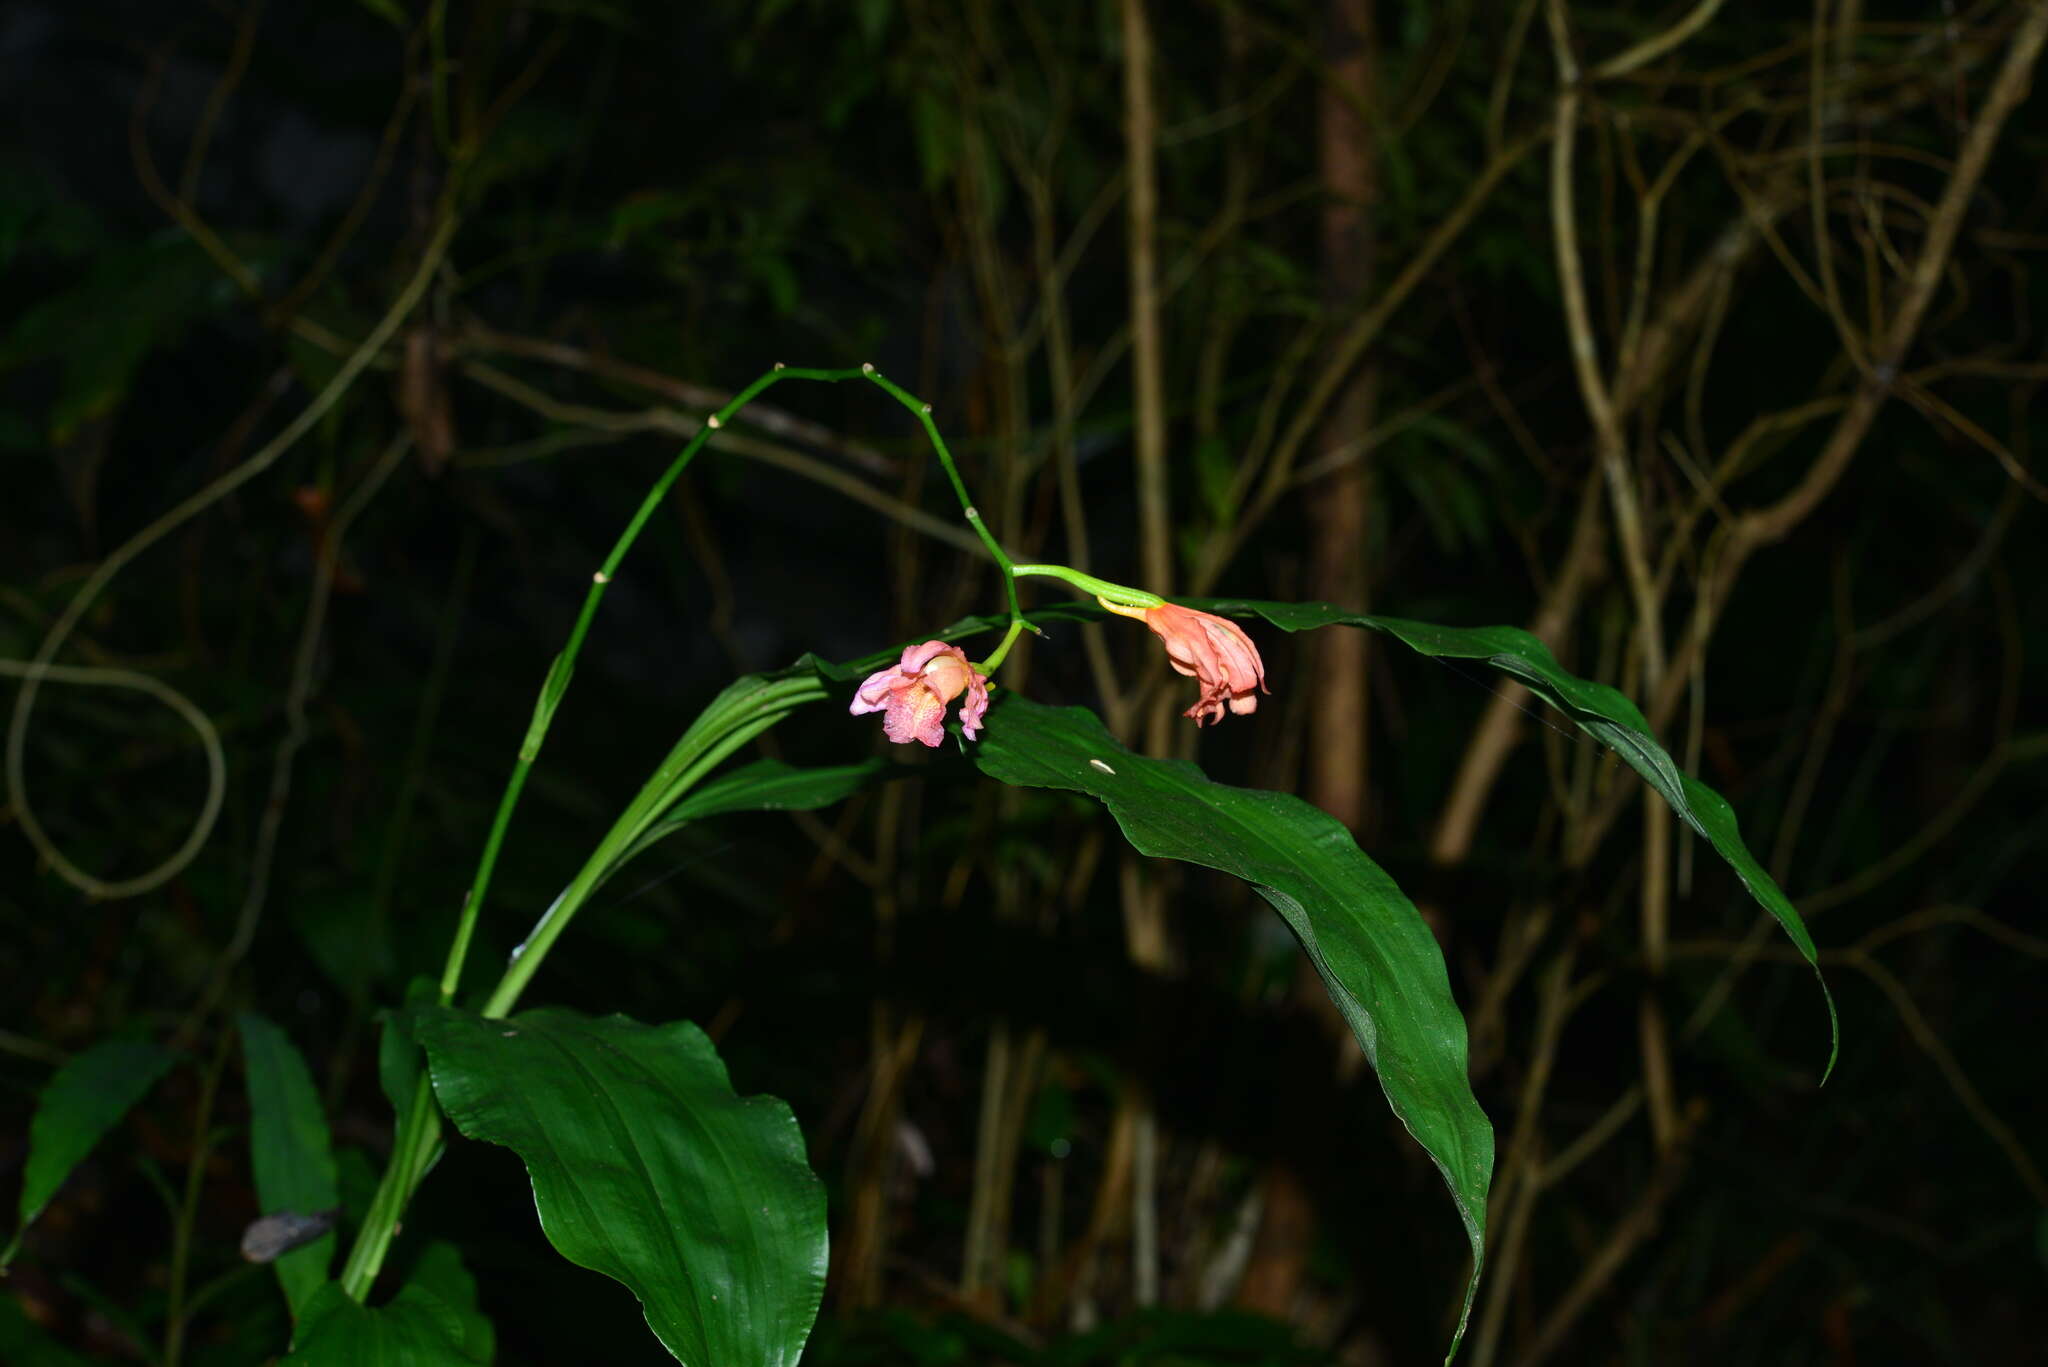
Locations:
850;640;991;747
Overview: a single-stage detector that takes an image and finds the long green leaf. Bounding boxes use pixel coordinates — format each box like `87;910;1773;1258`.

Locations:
416;1007;826;1366
5;1039;175;1266
972;695;1491;1363
614;757;889;873
1190;598;1837;1076
664;756;889;825
240;1011;340;1316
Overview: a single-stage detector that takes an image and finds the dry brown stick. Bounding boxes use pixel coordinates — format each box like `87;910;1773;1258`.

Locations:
1122;0;1171;595
1674;938;2048;1206
1545;0;1665;691
179;0;268;206
1556;3;2048;872
1681;587;2023;1043
837;1010;924;1308
1487;0;1543;153
1023;147;1123;724
1653;1;2048;733
1429;146;1783;880
1464;906;1555;1080
1852;954;2048;1206
129;41;354;360
1038;1095;1138;1320
1896;374;2048;505
272;43;419;326
1856;902;2048;960
1547;0;1681;1154
1468;946;1580;1367
1241;122;1553;545
459;326;898;475
1591;0;1731;80
1515;1113;1695;1367
962;1022;1015;1299
1430;467;1605;865
1766;557;1858;883
1114;0;1177;1314
453;360;981;556
1425;62;1795;886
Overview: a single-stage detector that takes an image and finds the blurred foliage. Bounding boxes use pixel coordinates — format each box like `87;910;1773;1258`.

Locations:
3;0;2045;1364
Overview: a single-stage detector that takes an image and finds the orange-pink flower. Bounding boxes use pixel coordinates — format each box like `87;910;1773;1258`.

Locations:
850;641;991;747
1113;601;1267;725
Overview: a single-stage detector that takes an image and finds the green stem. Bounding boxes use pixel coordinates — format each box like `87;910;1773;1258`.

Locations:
348;362;1003;1303
482;680;826;1020
977;618;1029;674
432;366;862;1008
338;1078;440;1300
1011;563;1165;608
863;368;1025;624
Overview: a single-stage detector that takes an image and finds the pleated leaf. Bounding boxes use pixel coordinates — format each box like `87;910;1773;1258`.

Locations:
415;1007;826;1367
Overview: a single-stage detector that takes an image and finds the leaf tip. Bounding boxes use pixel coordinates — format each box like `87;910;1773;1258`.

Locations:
1815;966;1841;1087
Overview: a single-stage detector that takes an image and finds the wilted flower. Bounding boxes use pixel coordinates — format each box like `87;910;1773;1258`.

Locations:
1104;599;1267;725
850;641;991;747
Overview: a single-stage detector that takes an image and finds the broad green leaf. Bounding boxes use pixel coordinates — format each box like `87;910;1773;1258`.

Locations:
1190;598;1837;1077
416;1007;826;1366
6;1039;175;1265
972;695;1491;1362
240;1012;340;1316
283;1279;482;1365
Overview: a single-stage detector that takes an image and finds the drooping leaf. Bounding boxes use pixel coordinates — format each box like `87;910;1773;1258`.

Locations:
416;1007;826;1366
6;1039;176;1265
972;695;1492;1362
1190;598;1837;1077
240;1012;340;1317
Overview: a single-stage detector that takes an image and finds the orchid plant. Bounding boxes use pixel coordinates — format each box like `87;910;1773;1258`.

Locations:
14;364;1832;1365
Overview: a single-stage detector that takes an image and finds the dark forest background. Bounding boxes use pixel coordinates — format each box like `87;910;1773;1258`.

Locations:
3;1;2045;1363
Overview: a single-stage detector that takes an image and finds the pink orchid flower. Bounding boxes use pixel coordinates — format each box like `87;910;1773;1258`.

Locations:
850;640;991;747
1107;600;1268;726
